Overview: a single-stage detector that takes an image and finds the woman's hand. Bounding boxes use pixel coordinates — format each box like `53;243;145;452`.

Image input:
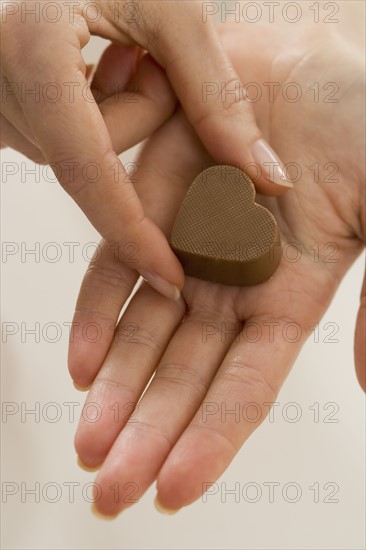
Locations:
70;20;365;515
1;0;284;300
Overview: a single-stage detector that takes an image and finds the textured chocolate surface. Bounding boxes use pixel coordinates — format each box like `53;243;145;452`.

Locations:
170;165;282;286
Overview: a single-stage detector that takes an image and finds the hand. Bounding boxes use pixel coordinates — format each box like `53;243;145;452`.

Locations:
0;0;287;302
70;19;365;515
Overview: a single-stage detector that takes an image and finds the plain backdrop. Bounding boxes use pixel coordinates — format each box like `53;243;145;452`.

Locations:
1;2;365;549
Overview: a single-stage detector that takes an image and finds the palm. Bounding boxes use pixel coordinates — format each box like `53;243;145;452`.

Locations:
172;26;363;329
70;23;364;516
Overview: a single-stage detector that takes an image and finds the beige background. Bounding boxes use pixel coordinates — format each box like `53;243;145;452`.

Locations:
1;2;365;549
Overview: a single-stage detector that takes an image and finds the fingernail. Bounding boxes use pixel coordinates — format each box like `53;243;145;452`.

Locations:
252;139;293;188
73;381;91;392
77;456;101;473
91;503;119;520
140;271;181;302
154;495;179;515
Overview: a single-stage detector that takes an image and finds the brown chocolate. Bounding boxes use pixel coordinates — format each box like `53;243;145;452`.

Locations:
170;165;281;286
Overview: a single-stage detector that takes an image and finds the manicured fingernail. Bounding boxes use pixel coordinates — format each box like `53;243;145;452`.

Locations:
140;271;181;302
91;504;119;520
154;495;179;515
73;381;91;392
252;139;293;188
77;456;101;472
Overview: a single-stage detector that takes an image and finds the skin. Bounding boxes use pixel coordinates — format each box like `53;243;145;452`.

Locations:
0;0;283;298
68;18;366;516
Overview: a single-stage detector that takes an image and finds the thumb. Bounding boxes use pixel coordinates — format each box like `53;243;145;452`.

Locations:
5;21;184;301
135;3;293;196
355;272;366;391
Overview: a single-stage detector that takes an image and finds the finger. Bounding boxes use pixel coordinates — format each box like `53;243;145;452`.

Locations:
132;109;211;235
69;111;201;388
0;114;45;163
355;272;366;391
68;239;139;389
99;53;177;154
75;110;211;514
75;283;185;468
93;289;239;516
91;44;139;102
156;317;308;511
1;60;94;151
5;21;184;301
131;2;293;194
0;75;37;146
85;64;95;83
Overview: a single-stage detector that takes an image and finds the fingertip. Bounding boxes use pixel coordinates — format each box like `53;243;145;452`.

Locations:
250;139;294;195
68;343;95;390
73;381;92;392
137;53;177;111
77;456;102;473
139;271;182;302
92;44;140;101
67;316;115;388
354;276;366;392
91;503;120;521
251;177;294;197
128;217;185;299
154;495;180;515
355;368;366;393
75;439;104;473
354;333;366;392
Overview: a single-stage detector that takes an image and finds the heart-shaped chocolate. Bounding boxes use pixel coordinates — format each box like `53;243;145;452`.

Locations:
170;165;282;286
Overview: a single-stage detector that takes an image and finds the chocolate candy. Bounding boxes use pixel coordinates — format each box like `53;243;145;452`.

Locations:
170;165;282;286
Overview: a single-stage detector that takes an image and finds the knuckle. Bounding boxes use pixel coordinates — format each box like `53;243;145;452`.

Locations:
92;377;136;402
154;363;209;397
104;0;144;36
190;422;238;454
83;261;136;294
125;419;173;449
49;148;113;197
218;362;276;403
117;324;163;352
194;76;251;132
73;306;115;328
